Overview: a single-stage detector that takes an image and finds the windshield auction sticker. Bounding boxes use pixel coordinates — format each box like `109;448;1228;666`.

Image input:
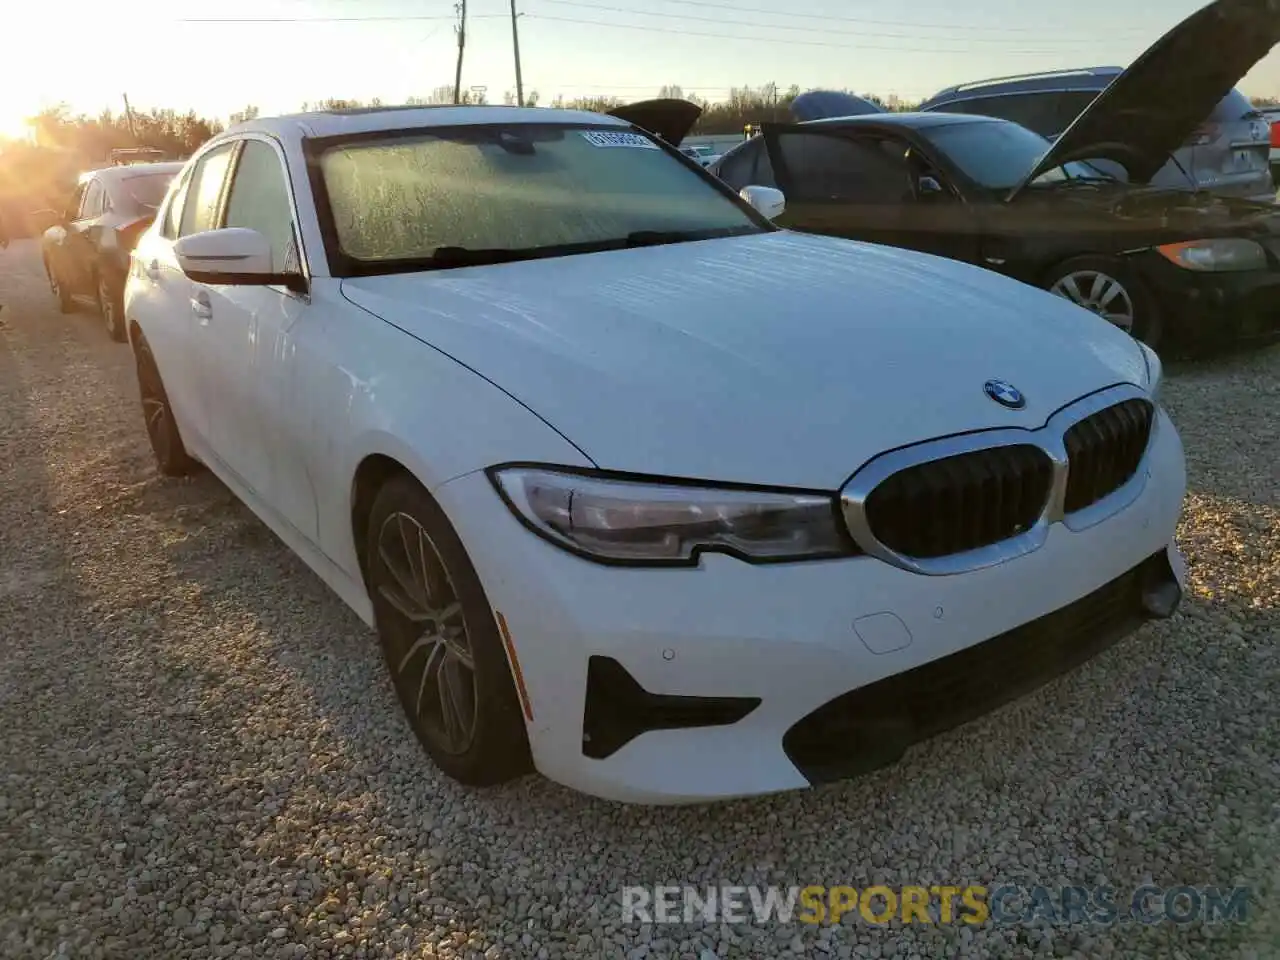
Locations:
580;131;659;149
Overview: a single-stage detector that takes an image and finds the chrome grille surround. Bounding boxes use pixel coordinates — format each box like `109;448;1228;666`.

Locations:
840;384;1157;576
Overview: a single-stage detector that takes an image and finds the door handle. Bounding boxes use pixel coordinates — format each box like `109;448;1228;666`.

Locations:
191;290;213;321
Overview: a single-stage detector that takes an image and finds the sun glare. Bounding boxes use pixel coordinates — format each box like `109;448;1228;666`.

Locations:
0;96;32;141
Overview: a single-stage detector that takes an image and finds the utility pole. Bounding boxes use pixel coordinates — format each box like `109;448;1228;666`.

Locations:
122;93;137;140
453;0;467;105
509;0;524;107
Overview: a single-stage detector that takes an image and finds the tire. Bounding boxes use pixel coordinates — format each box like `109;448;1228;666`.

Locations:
134;332;199;476
365;473;533;786
96;271;127;343
1044;255;1162;349
47;260;73;314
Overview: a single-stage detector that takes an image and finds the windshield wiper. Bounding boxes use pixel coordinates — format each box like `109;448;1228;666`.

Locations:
1038;176;1118;187
424;246;533;267
625;226;758;248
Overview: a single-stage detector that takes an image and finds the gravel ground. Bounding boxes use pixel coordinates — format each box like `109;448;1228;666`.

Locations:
1;238;1277;960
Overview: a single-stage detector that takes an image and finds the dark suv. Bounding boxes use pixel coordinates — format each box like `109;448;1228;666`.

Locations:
919;67;1274;202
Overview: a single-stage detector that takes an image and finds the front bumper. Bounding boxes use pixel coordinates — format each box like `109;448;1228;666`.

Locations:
435;410;1187;804
1135;251;1280;354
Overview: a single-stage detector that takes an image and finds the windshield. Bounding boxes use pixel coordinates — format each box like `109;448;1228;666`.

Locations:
315;123;764;269
122;173;176;210
924;118;1111;190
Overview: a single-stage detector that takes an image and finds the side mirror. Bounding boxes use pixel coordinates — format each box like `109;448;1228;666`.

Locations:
174;228;305;293
30;209;64;233
917;176;944;198
740;185;786;221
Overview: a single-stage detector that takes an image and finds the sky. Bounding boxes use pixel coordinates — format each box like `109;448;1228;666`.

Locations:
2;0;1279;133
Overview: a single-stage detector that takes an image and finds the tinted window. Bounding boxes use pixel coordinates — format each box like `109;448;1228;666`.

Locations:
224;141;300;273
716;142;762;189
926;119;1109;190
317;124;762;265
772;132;908;202
944;91;1098;138
79;180;105;219
179;144;234;236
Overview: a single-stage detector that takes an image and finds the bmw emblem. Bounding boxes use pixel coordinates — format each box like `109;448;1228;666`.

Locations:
984;379;1026;409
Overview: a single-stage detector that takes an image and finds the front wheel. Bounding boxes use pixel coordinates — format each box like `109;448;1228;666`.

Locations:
366;474;532;786
1045;256;1162;349
97;272;127;343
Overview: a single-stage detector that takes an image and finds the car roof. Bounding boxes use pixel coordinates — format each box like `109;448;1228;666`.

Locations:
800;112;1000;130
923;67;1123;105
222;105;631;144
80;162;185;185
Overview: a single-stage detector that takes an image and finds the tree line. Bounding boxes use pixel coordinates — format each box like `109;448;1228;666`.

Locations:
5;82;1277;237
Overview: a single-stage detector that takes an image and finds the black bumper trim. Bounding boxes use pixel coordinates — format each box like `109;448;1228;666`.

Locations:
582;656;761;760
783;549;1180;785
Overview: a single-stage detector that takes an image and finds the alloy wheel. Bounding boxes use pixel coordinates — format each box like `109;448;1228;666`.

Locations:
98;276;119;337
137;344;172;463
375;511;479;755
1049;270;1135;333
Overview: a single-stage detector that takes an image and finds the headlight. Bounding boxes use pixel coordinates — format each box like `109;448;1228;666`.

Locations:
1155;238;1267;272
489;466;854;566
1139;341;1163;402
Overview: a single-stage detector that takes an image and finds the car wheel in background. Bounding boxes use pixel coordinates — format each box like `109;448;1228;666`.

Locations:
1045;255;1162;349
47;261;73;314
96;272;127;343
365;473;533;786
134;332;199;476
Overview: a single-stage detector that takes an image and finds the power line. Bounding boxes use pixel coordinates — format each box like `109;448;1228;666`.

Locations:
268;0;1150;37
646;0;1149;35
533;0;1130;45
177;13;505;22
524;14;1129;55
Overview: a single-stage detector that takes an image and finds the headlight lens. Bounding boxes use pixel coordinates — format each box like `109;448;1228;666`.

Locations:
1156;238;1267;272
489;466;853;565
1139;341;1163;402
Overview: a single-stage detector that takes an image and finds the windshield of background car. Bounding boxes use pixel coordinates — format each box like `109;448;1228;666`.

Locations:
924;118;1112;190
122;174;176;211
315;124;764;265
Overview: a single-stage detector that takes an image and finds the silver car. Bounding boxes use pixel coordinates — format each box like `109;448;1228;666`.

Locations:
919;66;1274;202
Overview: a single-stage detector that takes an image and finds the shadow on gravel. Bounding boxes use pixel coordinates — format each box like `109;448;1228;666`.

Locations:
4;231;1273;959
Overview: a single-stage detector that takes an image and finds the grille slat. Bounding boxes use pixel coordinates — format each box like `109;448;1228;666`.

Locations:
1063;399;1154;514
863;444;1052;559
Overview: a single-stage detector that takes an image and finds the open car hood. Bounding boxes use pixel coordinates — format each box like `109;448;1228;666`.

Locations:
789;90;887;121
606;99;702;146
1009;0;1280;200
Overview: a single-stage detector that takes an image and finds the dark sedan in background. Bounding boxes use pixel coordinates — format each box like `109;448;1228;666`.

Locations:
706;0;1280;354
39;162;182;342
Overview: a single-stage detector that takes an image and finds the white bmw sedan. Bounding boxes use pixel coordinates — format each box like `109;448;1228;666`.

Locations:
124;105;1186;804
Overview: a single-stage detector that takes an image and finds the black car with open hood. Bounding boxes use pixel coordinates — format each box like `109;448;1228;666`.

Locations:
708;0;1280;354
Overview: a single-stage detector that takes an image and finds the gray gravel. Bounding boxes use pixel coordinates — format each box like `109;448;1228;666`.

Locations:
1;239;1277;959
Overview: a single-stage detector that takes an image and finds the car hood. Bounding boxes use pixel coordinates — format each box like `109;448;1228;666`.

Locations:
341;231;1148;489
1010;0;1280;199
606;99;702;146
789;90;887;121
